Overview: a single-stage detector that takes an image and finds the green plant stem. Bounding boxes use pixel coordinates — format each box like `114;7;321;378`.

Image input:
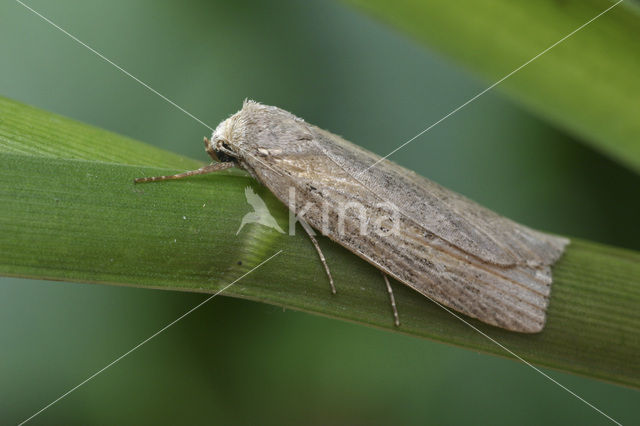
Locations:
1;97;638;388
344;0;640;173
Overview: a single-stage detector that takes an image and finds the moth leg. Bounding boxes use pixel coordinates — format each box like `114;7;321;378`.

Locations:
302;224;336;294
383;274;400;327
133;162;234;183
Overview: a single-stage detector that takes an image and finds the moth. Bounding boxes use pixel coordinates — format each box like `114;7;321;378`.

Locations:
136;100;569;333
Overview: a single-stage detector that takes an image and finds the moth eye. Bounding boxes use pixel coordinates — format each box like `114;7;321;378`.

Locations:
214;149;235;163
213;140;236;163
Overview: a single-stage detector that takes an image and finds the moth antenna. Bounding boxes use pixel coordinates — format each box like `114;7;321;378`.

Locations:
134;162;234;183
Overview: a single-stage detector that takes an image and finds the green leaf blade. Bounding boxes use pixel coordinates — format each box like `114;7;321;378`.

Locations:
1;96;639;388
344;0;640;172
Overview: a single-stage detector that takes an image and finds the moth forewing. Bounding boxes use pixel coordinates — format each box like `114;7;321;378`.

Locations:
225;101;569;333
137;100;569;333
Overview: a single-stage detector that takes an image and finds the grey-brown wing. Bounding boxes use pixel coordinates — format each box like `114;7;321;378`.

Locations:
250;140;564;332
310;126;568;268
243;121;568;332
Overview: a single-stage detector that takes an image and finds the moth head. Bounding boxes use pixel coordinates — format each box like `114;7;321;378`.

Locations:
204;136;237;163
206;100;313;179
206;116;240;164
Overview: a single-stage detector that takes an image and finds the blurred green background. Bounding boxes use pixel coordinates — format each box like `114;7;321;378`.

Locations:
1;0;638;424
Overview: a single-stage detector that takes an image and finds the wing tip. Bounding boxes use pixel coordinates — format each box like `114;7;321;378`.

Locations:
516;317;546;334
